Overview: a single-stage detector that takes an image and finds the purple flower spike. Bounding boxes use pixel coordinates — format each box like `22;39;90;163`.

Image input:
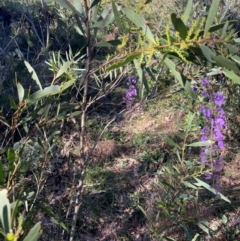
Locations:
214;93;225;106
124;76;138;108
201;79;209;86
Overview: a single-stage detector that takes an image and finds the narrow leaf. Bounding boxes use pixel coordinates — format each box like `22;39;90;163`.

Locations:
27;85;61;103
134;59;149;97
171;13;188;40
182;181;198;189
90;0;102;8
187;140;212;147
182;0;193;24
222;69;240;84
8;96;18;110
24;61;42;90
0;162;4;185
199;20;236;37
17;82;24;103
95;39;121;47
122;8;156;43
112;1;123;32
211;55;240;73
197;221;210;235
91;11;114;28
54;61;71;80
231;55;240;65
204;0;221;36
23;222;42;241
163;136;180;149
73;0;84;15
106;53;141;71
193;177;231;203
200;45;215;63
225;44;239;54
0;189;11;234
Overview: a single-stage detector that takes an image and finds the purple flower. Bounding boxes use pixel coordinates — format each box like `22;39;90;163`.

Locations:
214;117;226;129
201;79;209;86
124;77;138;108
201;126;208;134
200;106;211;119
214;93;225;106
200;151;207;163
213;158;223;172
217;140;224;149
202;90;209;97
204;172;212;180
201;135;208;141
193;86;198;92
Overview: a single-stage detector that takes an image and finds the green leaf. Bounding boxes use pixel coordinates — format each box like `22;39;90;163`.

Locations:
74;25;84;36
27;85;60;103
182;181;198;189
8;96;18;110
54;61;71;80
134;59;149;98
200;45;215;63
211;55;240;73
230;55;240;65
225;44;239;54
46;0;85;36
204;0;221;36
222;214;228;224
95;39;121;47
91;11;114;28
106;53;141;71
23;222;42;241
222;69;240;84
122;8;156;44
171;13;188;40
187;140;212;147
7;149;15;172
182;0;193;25
161;54;195;98
112;1;123;32
17;82;24;103
234;38;240;43
199;20;236;37
60;77;77;91
192;233;200;241
73;0;84;15
163;237;177;241
163;136;180;149
0;162;4;185
0;189;11;235
24;61;42;90
90;0;102;8
197;221;210;235
193;177;231;203
35;203;68;232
